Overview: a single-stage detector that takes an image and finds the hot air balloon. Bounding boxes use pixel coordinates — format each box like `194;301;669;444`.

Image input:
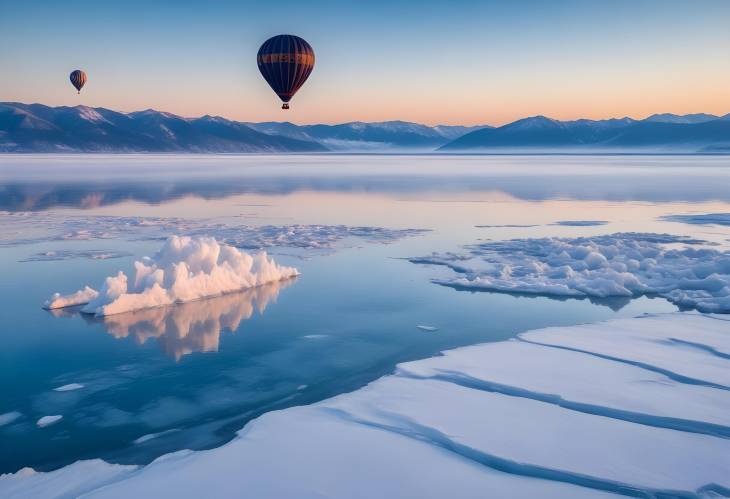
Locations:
69;70;87;94
257;35;314;109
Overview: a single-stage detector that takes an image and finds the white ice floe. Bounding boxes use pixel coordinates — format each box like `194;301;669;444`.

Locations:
416;325;439;332
43;236;299;316
52;384;84;392
36;415;62;428
662;213;730;226
133;429;180;445
43;286;100;310
4;313;728;498
410;232;730;313
0;412;21;427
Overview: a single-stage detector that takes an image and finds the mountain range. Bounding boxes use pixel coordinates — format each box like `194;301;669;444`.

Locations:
1;102;729;153
440;113;730;152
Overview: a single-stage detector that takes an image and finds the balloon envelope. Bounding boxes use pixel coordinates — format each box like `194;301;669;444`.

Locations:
257;35;314;108
69;70;87;93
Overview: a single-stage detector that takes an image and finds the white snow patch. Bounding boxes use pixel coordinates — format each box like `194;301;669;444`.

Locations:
43;236;299;316
36;415;62;428
411;232;730;313
53;383;84;392
76;107;111;124
6;313;729;498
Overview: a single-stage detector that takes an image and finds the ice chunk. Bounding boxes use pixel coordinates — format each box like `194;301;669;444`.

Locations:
416;325;439;332
36;415;62;428
43;236;299;316
53;383;84;392
43;286;98;310
0;412;21;427
411;232;730;313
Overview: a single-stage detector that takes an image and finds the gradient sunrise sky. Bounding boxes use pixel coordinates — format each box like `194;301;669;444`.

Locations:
1;0;729;126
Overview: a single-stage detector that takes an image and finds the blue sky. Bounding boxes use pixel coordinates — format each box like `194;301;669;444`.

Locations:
1;0;729;124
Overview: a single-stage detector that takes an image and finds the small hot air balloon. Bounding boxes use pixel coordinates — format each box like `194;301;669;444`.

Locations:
69;70;87;94
257;35;314;109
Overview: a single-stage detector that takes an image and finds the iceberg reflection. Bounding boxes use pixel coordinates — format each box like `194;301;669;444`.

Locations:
93;279;295;360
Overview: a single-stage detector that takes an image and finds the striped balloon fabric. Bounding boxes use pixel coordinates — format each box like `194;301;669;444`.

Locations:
257;35;315;109
69;70;87;94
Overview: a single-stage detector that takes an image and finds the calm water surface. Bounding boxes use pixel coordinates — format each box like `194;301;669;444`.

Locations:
1;155;729;473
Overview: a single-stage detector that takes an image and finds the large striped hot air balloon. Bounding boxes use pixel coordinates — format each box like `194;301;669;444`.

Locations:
257;35;315;109
69;70;87;94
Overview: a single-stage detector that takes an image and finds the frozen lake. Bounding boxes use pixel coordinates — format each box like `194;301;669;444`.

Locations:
1;154;729;474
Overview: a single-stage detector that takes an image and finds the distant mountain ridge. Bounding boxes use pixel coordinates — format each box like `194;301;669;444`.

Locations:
243;120;489;150
0;103;326;153
440;113;730;152
0;102;490;153
1;102;728;153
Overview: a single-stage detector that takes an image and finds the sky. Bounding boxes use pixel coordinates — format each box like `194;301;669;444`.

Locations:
1;0;729;126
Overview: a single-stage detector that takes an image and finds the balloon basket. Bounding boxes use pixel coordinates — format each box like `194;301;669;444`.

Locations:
282;103;290;110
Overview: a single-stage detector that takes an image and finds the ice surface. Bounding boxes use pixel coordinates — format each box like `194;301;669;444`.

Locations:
70;412;617;499
0;461;136;499
53;383;84;392
36;415;62;428
411;232;730;313
520;313;730;387
43;236;299;316
397;335;730;431
5;313;728;498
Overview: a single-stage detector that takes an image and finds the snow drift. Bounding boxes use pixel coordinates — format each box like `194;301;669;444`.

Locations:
410;232;730;313
43;236;299;316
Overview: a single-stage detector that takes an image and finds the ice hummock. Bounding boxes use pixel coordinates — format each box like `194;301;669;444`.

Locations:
410;232;730;313
3;312;728;498
42;236;299;316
